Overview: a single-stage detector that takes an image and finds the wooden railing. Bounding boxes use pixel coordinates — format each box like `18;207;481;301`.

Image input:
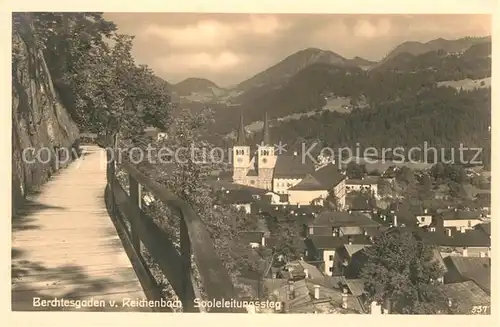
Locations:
104;149;241;312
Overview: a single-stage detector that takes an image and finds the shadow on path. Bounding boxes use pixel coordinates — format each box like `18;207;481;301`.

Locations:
11;259;117;311
12;200;67;232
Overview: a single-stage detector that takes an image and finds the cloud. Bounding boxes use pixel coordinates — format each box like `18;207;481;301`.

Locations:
155;51;243;72
144;20;234;49
105;13;491;86
311;20;349;41
142;15;288;50
354;18;392;38
246;15;285;34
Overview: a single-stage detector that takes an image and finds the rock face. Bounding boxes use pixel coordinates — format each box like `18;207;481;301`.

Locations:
12;26;79;214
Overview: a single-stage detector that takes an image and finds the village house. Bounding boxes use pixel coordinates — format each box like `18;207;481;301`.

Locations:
309;227;489;314
287;164;346;207
302;210;384;276
422;228;491;258
334;243;374;275
231;113;346;207
263;275;364;313
346;194;376;214
334;277;389;314
306;210;381;237
274;260;326;281
430;209;485;232
415;207;433;227
304;234;375;277
345;176;380;199
385;203;434;228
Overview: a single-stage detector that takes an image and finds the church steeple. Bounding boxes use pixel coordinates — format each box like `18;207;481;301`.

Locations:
262;112;270;145
236;110;246;146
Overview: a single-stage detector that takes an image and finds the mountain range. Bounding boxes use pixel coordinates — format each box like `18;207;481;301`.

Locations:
378;36;491;64
157;35;491;147
162;35;490;100
233;48;377;93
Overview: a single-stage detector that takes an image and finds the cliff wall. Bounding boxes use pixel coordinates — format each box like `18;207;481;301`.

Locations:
12;23;80;214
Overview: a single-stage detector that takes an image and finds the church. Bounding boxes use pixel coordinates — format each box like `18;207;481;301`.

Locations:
231;113;346;208
232;112;276;190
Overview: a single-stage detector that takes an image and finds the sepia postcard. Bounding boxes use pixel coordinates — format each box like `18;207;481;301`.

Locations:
4;1;498;326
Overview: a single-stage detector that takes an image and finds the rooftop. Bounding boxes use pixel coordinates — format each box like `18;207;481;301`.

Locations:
288;164;345;191
388;202;430;216
422;229;491;248
438;281;490;313
311;210;380;228
273;155;316;179
440;209;483;220
268;278;362;313
475;222;491;236
343;279;366;297
288;173;324;191
306;235;373;250
444;256;491;294
345;176;379;185
343;244;371;257
279;260;326;282
347;194;374;211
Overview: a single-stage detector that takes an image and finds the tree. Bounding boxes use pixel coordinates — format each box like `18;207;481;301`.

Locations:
69;33;171;147
396;166;415;185
325;191;341;211
141;109;265;288
273;213;304;262
444;165;467;184
419;174;433;200
264;210;303;262
24;13;171;147
360;231;449;314
265;85;490;164
368;169;382;176
346;162;366;179
448;181;467;200
377;178;395;199
431;162;445;181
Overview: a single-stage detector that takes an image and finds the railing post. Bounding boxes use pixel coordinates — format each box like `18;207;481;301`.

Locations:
106;148;116;214
129;174;142;253
180;217;195;312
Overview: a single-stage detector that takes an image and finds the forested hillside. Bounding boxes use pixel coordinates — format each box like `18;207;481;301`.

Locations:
208;41;491;154
270;87;490;151
379;36;491;63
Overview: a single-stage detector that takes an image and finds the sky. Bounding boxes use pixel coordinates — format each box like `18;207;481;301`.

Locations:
103;13;491;87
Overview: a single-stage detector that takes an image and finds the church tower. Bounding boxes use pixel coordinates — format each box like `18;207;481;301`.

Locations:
232;111;250;184
256;112;277;190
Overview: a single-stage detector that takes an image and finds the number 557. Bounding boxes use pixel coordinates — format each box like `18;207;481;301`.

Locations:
471;306;489;314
